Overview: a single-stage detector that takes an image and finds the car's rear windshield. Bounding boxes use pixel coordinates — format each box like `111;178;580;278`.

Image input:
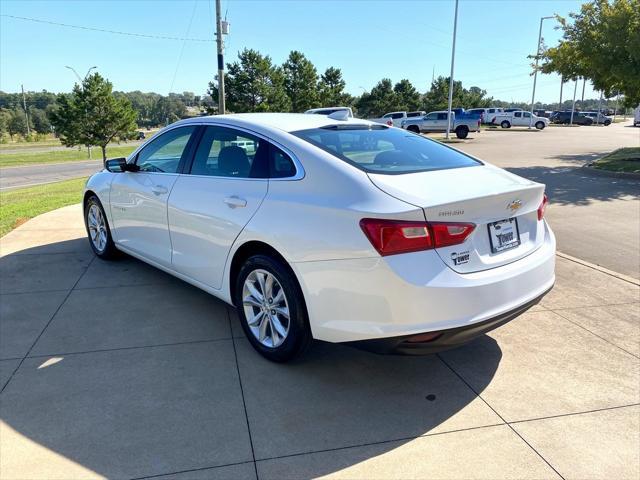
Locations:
291;125;482;174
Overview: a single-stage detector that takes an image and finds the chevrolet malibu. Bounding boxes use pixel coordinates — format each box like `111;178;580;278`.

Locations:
84;113;555;362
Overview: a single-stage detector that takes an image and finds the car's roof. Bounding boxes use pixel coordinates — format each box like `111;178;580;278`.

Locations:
174;113;371;133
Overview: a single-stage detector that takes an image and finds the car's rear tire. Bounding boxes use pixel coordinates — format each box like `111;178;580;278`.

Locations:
535;121;545;130
604;120;611;126
407;125;420;134
455;126;469;139
500;120;510;129
234;254;312;362
84;195;118;260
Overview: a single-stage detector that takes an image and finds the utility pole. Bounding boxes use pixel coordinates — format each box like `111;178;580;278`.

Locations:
445;0;459;140
215;0;226;114
580;78;586;106
596;91;603;125
613;90;620;121
530;16;553;128
558;76;564;111
21;84;30;136
569;79;578;125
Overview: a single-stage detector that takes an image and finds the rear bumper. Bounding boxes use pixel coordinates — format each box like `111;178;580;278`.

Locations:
292;222;555;344
345;285;551;354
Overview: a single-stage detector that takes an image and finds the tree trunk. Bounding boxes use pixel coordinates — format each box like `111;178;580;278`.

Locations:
101;145;107;167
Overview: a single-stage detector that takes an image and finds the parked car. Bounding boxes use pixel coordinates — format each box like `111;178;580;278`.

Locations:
634;106;640;127
550;111;594;125
305;107;354;118
369;111;408;127
582;111;612;125
401;111;481;139
494;111;549;129
466;108;487;123
84;113;555;361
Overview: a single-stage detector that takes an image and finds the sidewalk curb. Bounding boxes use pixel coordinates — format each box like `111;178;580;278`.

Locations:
557;251;640;286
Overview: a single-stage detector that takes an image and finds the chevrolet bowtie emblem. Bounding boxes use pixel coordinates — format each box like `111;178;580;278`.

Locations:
507;199;523;213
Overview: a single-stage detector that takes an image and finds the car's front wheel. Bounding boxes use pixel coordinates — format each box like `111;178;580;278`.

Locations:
84;195;118;259
500;120;510;129
535;121;545;130
235;254;312;362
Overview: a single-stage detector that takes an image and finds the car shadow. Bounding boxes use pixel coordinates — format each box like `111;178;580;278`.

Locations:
0;238;503;478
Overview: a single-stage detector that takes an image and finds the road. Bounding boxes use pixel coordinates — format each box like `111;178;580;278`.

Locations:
454;121;640;279
0;160;104;190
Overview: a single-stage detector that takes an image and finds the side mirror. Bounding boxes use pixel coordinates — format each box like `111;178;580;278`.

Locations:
105;158;139;173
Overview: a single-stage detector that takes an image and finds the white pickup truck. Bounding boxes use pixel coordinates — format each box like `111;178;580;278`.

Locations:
369;111;425;127
493;111;549;130
400;111;481;139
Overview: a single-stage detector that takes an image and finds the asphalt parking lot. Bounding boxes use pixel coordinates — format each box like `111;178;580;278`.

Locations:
0;203;639;479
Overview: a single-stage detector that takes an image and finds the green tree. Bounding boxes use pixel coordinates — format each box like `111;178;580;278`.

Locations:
209;48;291;113
7;109;28;139
150;96;187;126
539;0;640;106
283;51;320;112
393;79;422;111
49;73;138;162
0;109;10;140
30;108;51;134
318;67;353;107
355;79;397;117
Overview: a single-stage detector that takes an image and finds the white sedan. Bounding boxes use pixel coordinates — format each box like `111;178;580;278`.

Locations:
84;113;555;362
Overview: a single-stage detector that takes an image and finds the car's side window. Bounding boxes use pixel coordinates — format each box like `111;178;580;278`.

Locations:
514;112;522;118
425;113;437;120
437;113;448;120
270;145;297;178
135;126;196;173
190;126;269;178
523;112;531;118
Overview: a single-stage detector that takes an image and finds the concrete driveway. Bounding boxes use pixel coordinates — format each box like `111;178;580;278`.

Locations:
0;205;638;479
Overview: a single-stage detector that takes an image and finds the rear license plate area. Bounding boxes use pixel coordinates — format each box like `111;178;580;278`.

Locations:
488;218;520;253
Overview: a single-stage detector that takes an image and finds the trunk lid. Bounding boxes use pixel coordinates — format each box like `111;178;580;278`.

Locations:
368;164;546;273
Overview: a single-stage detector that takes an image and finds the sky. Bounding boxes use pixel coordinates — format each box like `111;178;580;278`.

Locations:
1;0;601;104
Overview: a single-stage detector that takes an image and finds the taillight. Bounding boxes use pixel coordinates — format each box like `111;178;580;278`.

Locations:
430;222;476;247
537;194;548;220
360;219;475;256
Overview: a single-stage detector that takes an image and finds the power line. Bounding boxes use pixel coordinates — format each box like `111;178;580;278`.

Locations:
0;14;214;42
169;0;199;94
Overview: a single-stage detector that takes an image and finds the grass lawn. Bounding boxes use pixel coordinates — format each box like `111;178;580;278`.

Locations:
0;145;137;168
0;177;87;237
592;147;640;173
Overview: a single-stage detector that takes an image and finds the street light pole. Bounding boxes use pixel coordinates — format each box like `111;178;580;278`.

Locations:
530;16;553;128
215;0;226;114
445;0;459;140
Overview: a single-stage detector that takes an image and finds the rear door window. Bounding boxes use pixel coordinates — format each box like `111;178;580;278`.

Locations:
190;126;268;178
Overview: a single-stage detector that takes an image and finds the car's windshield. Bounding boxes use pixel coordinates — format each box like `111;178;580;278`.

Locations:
291;125;482;174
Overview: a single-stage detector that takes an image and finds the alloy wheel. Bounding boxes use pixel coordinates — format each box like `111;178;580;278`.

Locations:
242;269;290;348
87;204;108;253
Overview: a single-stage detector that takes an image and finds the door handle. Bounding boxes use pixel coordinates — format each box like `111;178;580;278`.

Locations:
223;196;247;208
151;185;168;196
